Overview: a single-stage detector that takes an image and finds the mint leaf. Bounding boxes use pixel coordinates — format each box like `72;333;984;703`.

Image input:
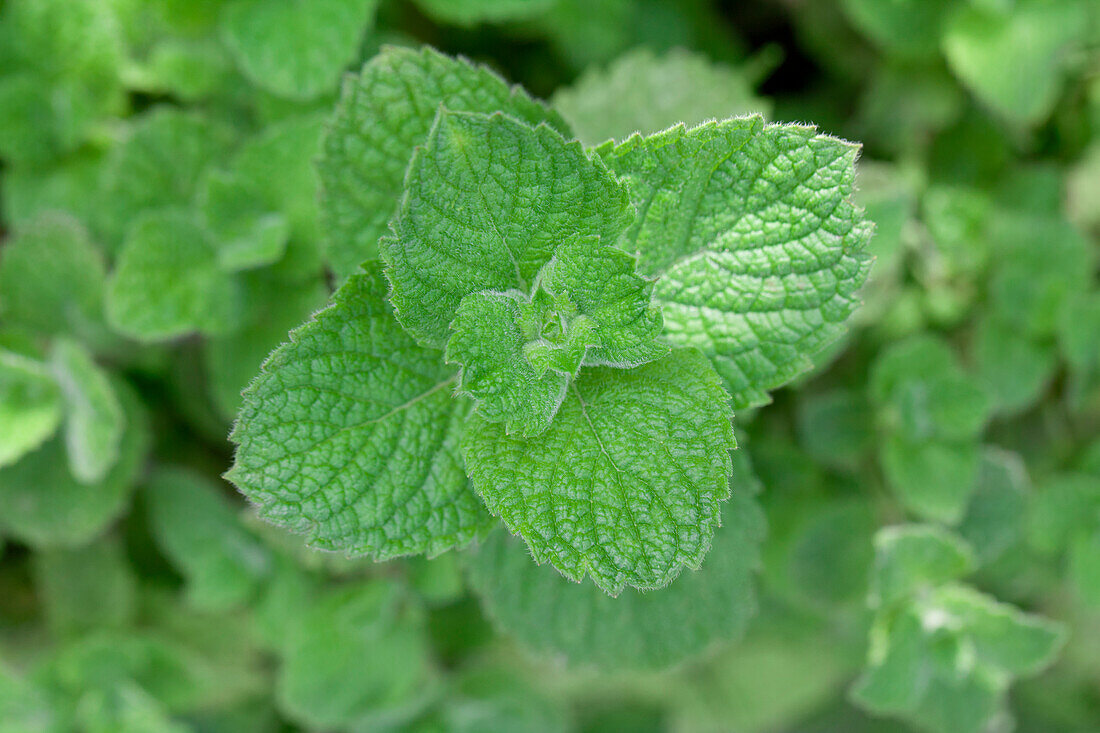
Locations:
870;525;973;609
881;437;981;526
199;169;289;272
106;210;243;342
466;456;764;668
220;0;379;100
552;47;772;146
0;213;106;338
0;665;62;733
463;348;735;594
943;0;1089;126
445;235;666;436
446;290;571;438
33;536;136;637
276;580;435;730
972;315;1057;416
146;467;272;612
0;380;147;547
318;46;570;280
101;108;234;249
957;448;1029;567
0;348;62;469
600;118;873;409
1026;473;1100;555
228;263;493;559
385;109;632;348
50;337;125;484
839;0;953;57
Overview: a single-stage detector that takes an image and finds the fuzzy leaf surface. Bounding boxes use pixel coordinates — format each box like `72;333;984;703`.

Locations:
228;263;493;559
385;109;632;348
463;349;735;595
318;46;569;279
599;117;872;409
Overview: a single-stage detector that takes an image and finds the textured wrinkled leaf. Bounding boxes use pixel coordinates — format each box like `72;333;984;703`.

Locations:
0;213;106;338
146;467;272;612
552;47;771;146
318;46;569;279
600;117;872;409
466;456;764;668
943;0;1089;126
199;169;289;272
463;349;735;595
50;337;125;483
106;210;243;341
100;107;235;248
276;580;435;730
0;349;61;468
445;235;666;436
228;263;493;559
220;0;379;99
386;109;631;348
413;0;555;26
870;525;973;609
0;380;147;547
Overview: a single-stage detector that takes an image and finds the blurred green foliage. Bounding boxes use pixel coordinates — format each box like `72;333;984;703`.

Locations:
1;0;1099;731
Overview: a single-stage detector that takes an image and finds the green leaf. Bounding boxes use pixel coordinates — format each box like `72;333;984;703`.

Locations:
276;580;435;730
972;315;1056;416
74;681;191;733
943;0;1089;126
466;453;764;668
0;664;63;733
318;46;570;280
0;380;147;547
795;389;874;470
839;0;954;57
413;0;556;26
463;348;735;595
228;263;494;559
445;235;666;436
33;535;136;637
551;47;771;146
199;169;289;272
600;118;872;409
0;213;106;338
49;337;125;484
0;348;62;468
870;525;974;609
145;467;272;612
880;436;981;525
220;0;379;100
446;289;572;438
1069;529;1100;607
101;107;235;249
957;448;1029;567
106;210;244;342
385;109;632;348
1026;473;1100;555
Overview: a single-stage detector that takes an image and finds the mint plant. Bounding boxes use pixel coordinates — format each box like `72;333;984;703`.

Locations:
228;46;872;595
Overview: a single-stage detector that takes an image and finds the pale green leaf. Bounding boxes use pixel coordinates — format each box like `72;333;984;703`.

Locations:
552;47;771;146
413;0;555;26
228;263;494;559
220;0;379;99
276;580;435;730
385;109;632;348
49;337;125;483
199;169;289;272
466;456;764;668
106;210;244;342
0;380;147;547
0;213;106;338
0;348;62;468
317;46;570;280
101;107;235;249
599;118;872;409
463;348;735;595
870;525;974;609
943;0;1089;126
146;467;272;612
